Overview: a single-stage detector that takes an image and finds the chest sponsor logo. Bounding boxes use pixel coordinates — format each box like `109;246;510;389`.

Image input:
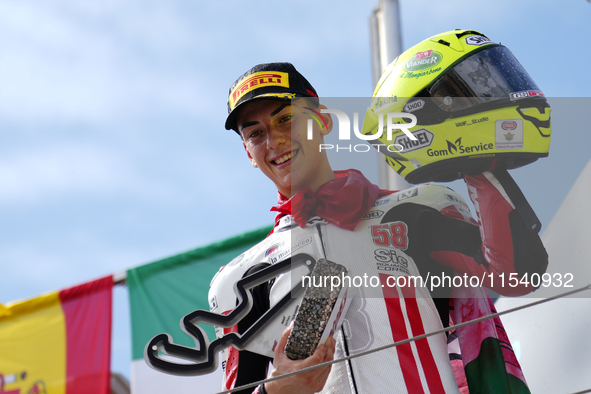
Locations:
374;249;410;274
394;128;434;153
269;250;290;264
465;35;493;46
306;217;329;226
362;210;385;220
265;243;283;257
268;237;312;264
292;237;312;252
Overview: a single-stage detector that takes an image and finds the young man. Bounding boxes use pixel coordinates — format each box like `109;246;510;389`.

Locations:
211;62;547;394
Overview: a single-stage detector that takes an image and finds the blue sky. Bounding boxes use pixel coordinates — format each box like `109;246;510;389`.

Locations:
1;0;590;381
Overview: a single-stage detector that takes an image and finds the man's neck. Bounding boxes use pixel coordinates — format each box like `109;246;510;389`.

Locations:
283;169;337;199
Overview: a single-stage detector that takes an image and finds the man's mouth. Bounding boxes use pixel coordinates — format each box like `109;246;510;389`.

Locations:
273;150;297;165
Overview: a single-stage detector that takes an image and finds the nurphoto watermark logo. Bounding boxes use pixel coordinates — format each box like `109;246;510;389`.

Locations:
304;108;418;153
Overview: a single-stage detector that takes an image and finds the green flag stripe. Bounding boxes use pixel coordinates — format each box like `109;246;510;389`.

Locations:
465;337;531;394
128;225;273;360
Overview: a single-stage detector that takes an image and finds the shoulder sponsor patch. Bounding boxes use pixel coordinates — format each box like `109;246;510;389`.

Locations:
445;193;469;208
209;296;218;311
395;188;419;202
362;210;385;220
373;198;390;207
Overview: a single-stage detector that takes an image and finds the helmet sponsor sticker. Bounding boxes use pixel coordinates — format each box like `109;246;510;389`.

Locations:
455;116;489;127
427;137;494;157
403;99;425;113
404;50;443;72
394;128;434;153
510;90;544;101
465;35;493;46
229;71;290;109
501;121;517;130
372;96;398;111
495;119;523;150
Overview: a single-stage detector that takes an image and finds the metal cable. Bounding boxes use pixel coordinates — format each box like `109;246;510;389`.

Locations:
213;284;591;394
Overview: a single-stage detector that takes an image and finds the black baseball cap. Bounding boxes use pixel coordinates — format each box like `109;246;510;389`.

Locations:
225;62;318;131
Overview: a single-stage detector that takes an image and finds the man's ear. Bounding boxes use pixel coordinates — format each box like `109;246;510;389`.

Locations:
243;142;258;168
318;104;333;137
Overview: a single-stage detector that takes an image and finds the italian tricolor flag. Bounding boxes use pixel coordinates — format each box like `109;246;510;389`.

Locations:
127;226;271;394
0;276;113;394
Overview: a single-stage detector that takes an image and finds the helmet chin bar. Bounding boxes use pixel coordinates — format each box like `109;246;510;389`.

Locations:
144;253;316;376
516;101;551;138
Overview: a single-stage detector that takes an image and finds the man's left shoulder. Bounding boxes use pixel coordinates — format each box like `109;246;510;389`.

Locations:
375;183;472;217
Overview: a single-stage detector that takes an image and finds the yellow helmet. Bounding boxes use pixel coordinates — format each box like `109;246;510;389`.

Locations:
362;29;551;183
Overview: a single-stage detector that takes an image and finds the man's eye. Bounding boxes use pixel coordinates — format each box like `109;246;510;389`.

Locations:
280;115;292;123
248;130;262;139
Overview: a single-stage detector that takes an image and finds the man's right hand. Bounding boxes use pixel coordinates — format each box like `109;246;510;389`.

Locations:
264;324;335;394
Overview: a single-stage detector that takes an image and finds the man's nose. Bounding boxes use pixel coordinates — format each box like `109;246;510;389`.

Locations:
267;128;287;149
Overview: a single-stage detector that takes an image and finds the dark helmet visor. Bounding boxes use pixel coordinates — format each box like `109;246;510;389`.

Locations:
426;45;543;113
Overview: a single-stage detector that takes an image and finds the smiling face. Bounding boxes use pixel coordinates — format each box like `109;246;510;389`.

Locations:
237;98;335;198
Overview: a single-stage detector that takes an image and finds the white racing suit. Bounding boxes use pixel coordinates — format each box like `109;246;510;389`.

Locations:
208;172;547;394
